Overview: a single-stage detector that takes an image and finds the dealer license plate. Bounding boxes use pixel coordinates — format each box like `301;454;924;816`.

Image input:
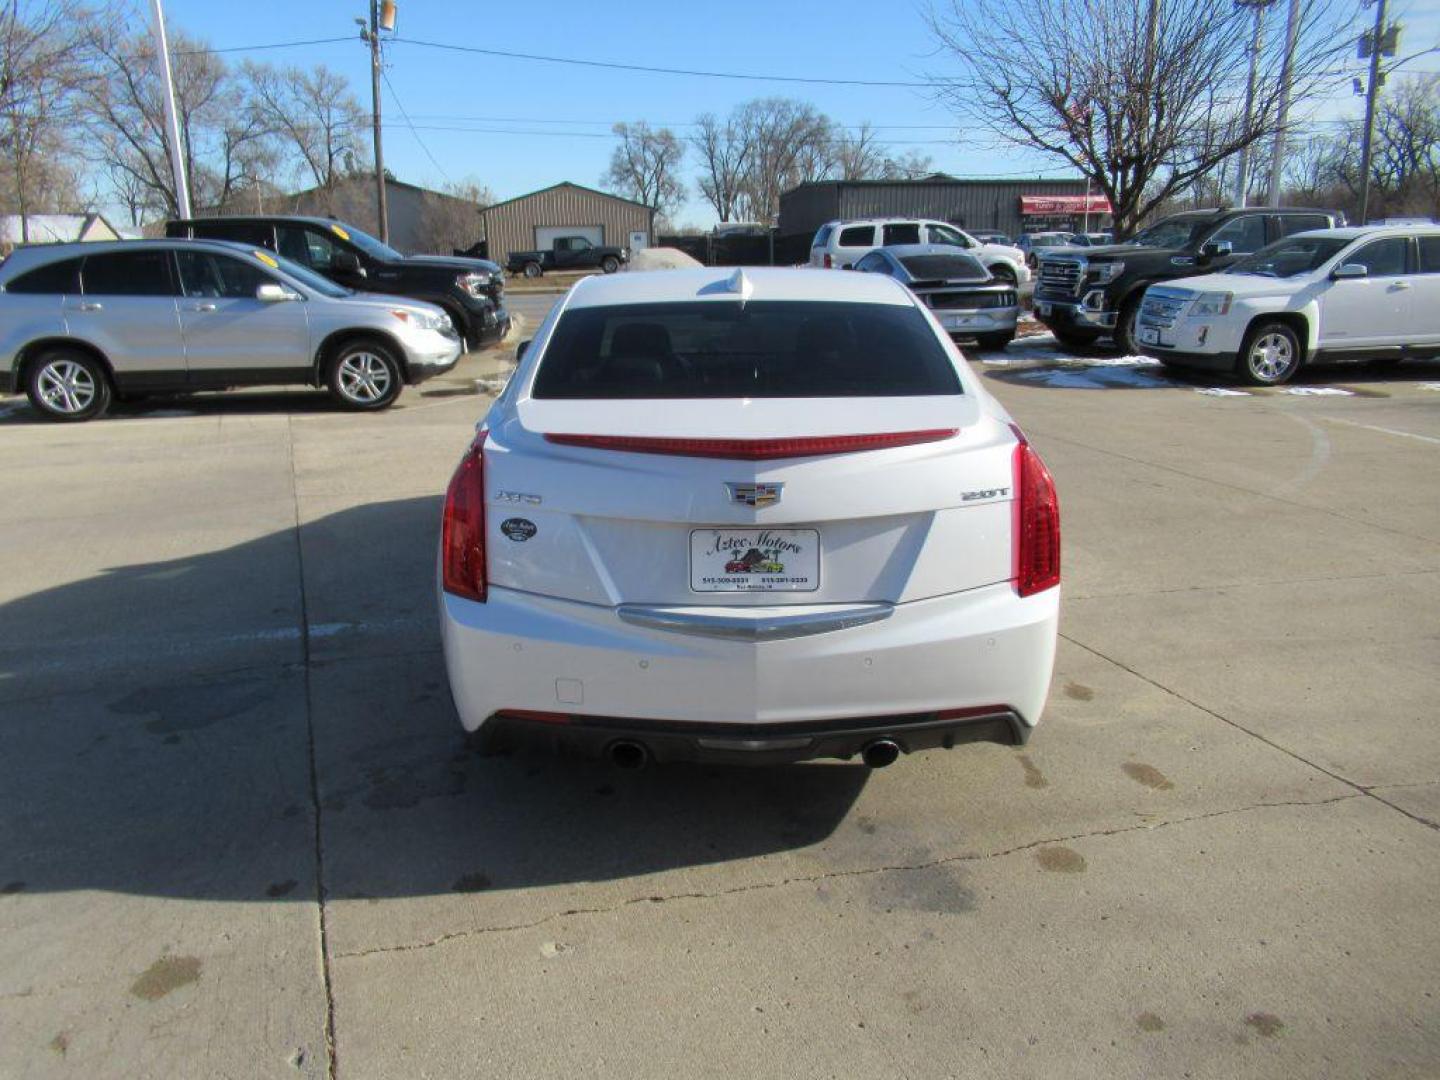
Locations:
1139;327;1161;346
945;314;977;328
690;528;820;592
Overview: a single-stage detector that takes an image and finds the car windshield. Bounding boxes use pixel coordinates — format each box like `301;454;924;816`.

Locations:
1225;236;1350;278
1126;216;1211;249
269;253;352;297
898;254;988;281
337;223;404;261
532;300;962;399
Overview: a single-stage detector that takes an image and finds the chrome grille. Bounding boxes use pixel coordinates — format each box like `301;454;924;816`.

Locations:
1139;293;1188;329
1038;257;1084;294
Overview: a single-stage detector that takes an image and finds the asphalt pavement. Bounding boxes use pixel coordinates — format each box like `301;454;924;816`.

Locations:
1;303;1437;1079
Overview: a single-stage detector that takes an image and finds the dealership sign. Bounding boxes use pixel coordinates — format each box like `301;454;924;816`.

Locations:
1019;194;1113;215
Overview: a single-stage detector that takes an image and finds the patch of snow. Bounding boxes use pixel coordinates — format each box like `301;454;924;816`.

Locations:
1279;386;1354;396
1420;383;1440;392
1009;365;1174;390
627;247;704;272
1196;387;1250;396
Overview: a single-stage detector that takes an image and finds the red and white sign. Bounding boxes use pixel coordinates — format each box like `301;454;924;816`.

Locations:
1019;194;1113;215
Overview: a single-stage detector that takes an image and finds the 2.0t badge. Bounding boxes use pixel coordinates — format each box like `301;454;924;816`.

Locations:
725;482;783;508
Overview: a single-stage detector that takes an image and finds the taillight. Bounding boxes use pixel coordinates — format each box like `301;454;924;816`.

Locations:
543;430;957;459
1010;424;1060;597
823;253;832;268
441;431;487;602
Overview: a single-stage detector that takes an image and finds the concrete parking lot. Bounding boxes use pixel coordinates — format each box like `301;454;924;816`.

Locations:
1;318;1437;1078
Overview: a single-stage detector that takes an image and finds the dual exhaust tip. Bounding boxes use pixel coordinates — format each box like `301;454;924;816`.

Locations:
604;737;903;770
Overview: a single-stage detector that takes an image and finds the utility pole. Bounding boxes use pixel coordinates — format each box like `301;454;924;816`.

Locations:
1266;0;1301;206
1358;0;1389;224
149;0;191;218
1233;0;1274;208
357;0;395;242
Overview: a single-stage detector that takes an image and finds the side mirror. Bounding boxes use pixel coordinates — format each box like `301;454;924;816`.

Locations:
516;338;532;360
1199;240;1233;260
1332;263;1368;279
332;251;364;275
255;283;294;302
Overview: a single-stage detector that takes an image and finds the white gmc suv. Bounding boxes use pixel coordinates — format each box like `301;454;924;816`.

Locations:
1136;225;1440;384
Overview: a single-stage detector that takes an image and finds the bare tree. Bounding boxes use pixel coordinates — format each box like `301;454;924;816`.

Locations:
603;121;685;222
831;122;885;180
244;62;366;192
692;112;751;222
0;0;97;240
732;98;832;225
928;0;1354;236
83;20;274;216
410;178;493;255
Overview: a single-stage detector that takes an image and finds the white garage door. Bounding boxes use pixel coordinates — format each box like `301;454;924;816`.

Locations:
535;225;603;251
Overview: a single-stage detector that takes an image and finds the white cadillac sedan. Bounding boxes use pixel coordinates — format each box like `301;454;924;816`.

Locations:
438;267;1060;769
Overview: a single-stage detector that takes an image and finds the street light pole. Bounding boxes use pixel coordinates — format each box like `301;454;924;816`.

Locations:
1358;0;1388;224
361;0;389;243
1266;0;1301;206
149;0;191;218
1233;0;1272;207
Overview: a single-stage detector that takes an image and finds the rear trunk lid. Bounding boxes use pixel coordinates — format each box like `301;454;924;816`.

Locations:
485;397;1016;608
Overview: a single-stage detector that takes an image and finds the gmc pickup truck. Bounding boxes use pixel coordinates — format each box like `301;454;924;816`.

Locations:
1031;206;1344;353
506;235;629;278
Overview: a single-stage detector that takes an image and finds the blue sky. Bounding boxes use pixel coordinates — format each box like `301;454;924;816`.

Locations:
162;0;1440;227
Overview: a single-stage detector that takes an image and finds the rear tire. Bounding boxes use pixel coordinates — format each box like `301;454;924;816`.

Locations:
25;348;111;422
976;332;1015;350
600;256;620;274
1237;321;1302;386
326;338;403;411
522;261;542;279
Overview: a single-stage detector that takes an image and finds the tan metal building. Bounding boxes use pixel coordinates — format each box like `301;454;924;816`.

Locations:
479;182;654;264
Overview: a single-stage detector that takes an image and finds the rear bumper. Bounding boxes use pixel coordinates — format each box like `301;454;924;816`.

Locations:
440;580;1059;763
478;707;1027;765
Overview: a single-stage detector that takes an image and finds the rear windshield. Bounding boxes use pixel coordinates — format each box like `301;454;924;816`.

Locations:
531;300;961;399
899;254;988;281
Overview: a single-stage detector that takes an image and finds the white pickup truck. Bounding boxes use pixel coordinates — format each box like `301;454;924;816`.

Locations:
1135;225;1440;384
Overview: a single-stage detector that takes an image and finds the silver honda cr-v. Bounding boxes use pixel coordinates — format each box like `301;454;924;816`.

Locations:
0;239;463;421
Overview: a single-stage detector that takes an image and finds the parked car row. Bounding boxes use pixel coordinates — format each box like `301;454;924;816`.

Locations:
166;215;508;350
1031;205;1343;353
0;238;463;420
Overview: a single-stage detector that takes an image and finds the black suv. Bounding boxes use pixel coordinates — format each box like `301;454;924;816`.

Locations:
164;215;508;349
1032;206;1344;353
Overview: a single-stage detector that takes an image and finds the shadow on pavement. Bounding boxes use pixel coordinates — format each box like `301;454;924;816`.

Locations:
0;494;868;903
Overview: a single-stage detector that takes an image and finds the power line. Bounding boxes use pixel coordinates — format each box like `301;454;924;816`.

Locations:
173;35;353;56
388;37;930;88
380;69;451;183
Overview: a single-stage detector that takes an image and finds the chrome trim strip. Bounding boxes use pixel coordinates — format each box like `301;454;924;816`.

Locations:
616;603;894;642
